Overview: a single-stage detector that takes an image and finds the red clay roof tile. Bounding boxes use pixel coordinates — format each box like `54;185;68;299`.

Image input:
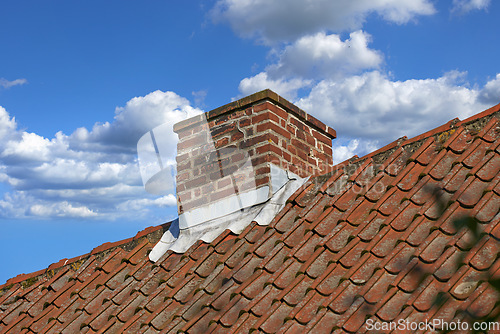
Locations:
315;264;348;297
1;102;499;333
376;288;413;322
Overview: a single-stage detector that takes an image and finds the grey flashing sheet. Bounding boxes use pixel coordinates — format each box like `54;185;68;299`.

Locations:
149;168;306;261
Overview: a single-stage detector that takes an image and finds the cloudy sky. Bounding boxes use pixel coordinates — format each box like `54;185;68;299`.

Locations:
0;0;498;283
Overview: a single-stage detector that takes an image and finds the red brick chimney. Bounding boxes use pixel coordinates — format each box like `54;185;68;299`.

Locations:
173;89;336;227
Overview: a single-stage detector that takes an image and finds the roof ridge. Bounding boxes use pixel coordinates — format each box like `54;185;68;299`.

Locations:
344;104;499;170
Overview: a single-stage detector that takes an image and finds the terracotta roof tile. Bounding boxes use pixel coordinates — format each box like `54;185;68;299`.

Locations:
376;288;413;322
468;284;499;318
272;260;301;291
305;308;341;333
291;290;323;325
1;104;499;333
315;263;348;296
267;302;299;332
310;206;344;237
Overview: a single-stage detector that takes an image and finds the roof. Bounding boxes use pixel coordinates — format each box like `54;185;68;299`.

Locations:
1;102;499;333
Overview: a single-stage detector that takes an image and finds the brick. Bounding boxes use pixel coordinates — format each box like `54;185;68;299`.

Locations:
251;155;271;167
216;137;229;148
176;152;190;163
255;176;270;187
291;138;310;155
177;133;209;151
268;132;279;145
231;131;244;142
177;160;191;172
194;154;209;166
177;171;190;184
305;132;316;146
308;156;318;166
202;183;215;195
239;118;251;128
297;148;308;161
240;134;270;149
181;197;208;211
199;161;221;176
326;126;337;138
255;101;289;121
282;150;291;162
176;183;185;192
322;144;333;156
253;101;273;113
255;166;270;176
176;127;193;139
210;122;237;138
240;180;259;192
289;117;307;132
184;175;207;189
252;110;280;125
312;129;332;146
287;124;296;136
211;187;238;202
267;153;282;166
191;121;210;133
245;126;254;137
311;149;326;160
178;191;192;202
220;164;238;177
211;111;244;128
255;143;283;158
231;152;246;164
297;128;306;141
192;142;216;156
270;104;289;121
292;155;306;167
257;121;291;139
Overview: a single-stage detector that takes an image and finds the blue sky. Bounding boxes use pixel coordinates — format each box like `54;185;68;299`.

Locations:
0;0;498;284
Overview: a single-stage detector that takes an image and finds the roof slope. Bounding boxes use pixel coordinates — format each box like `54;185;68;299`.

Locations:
1;104;499;333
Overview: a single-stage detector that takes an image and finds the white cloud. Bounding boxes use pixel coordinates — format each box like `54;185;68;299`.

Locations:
70;90;201;153
331;139;380;165
239;72;311;100
0;106;17;141
0;90;202;220
239;69;497;166
211;0;435;44
117;195;177;212
238;30;383;99
29;201;98;218
479;74;500;104
2;132;55;163
297;70;492;147
0;78;27;89
332;139;360;164
451;0;491;14
192;90;208;107
268;31;382;80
